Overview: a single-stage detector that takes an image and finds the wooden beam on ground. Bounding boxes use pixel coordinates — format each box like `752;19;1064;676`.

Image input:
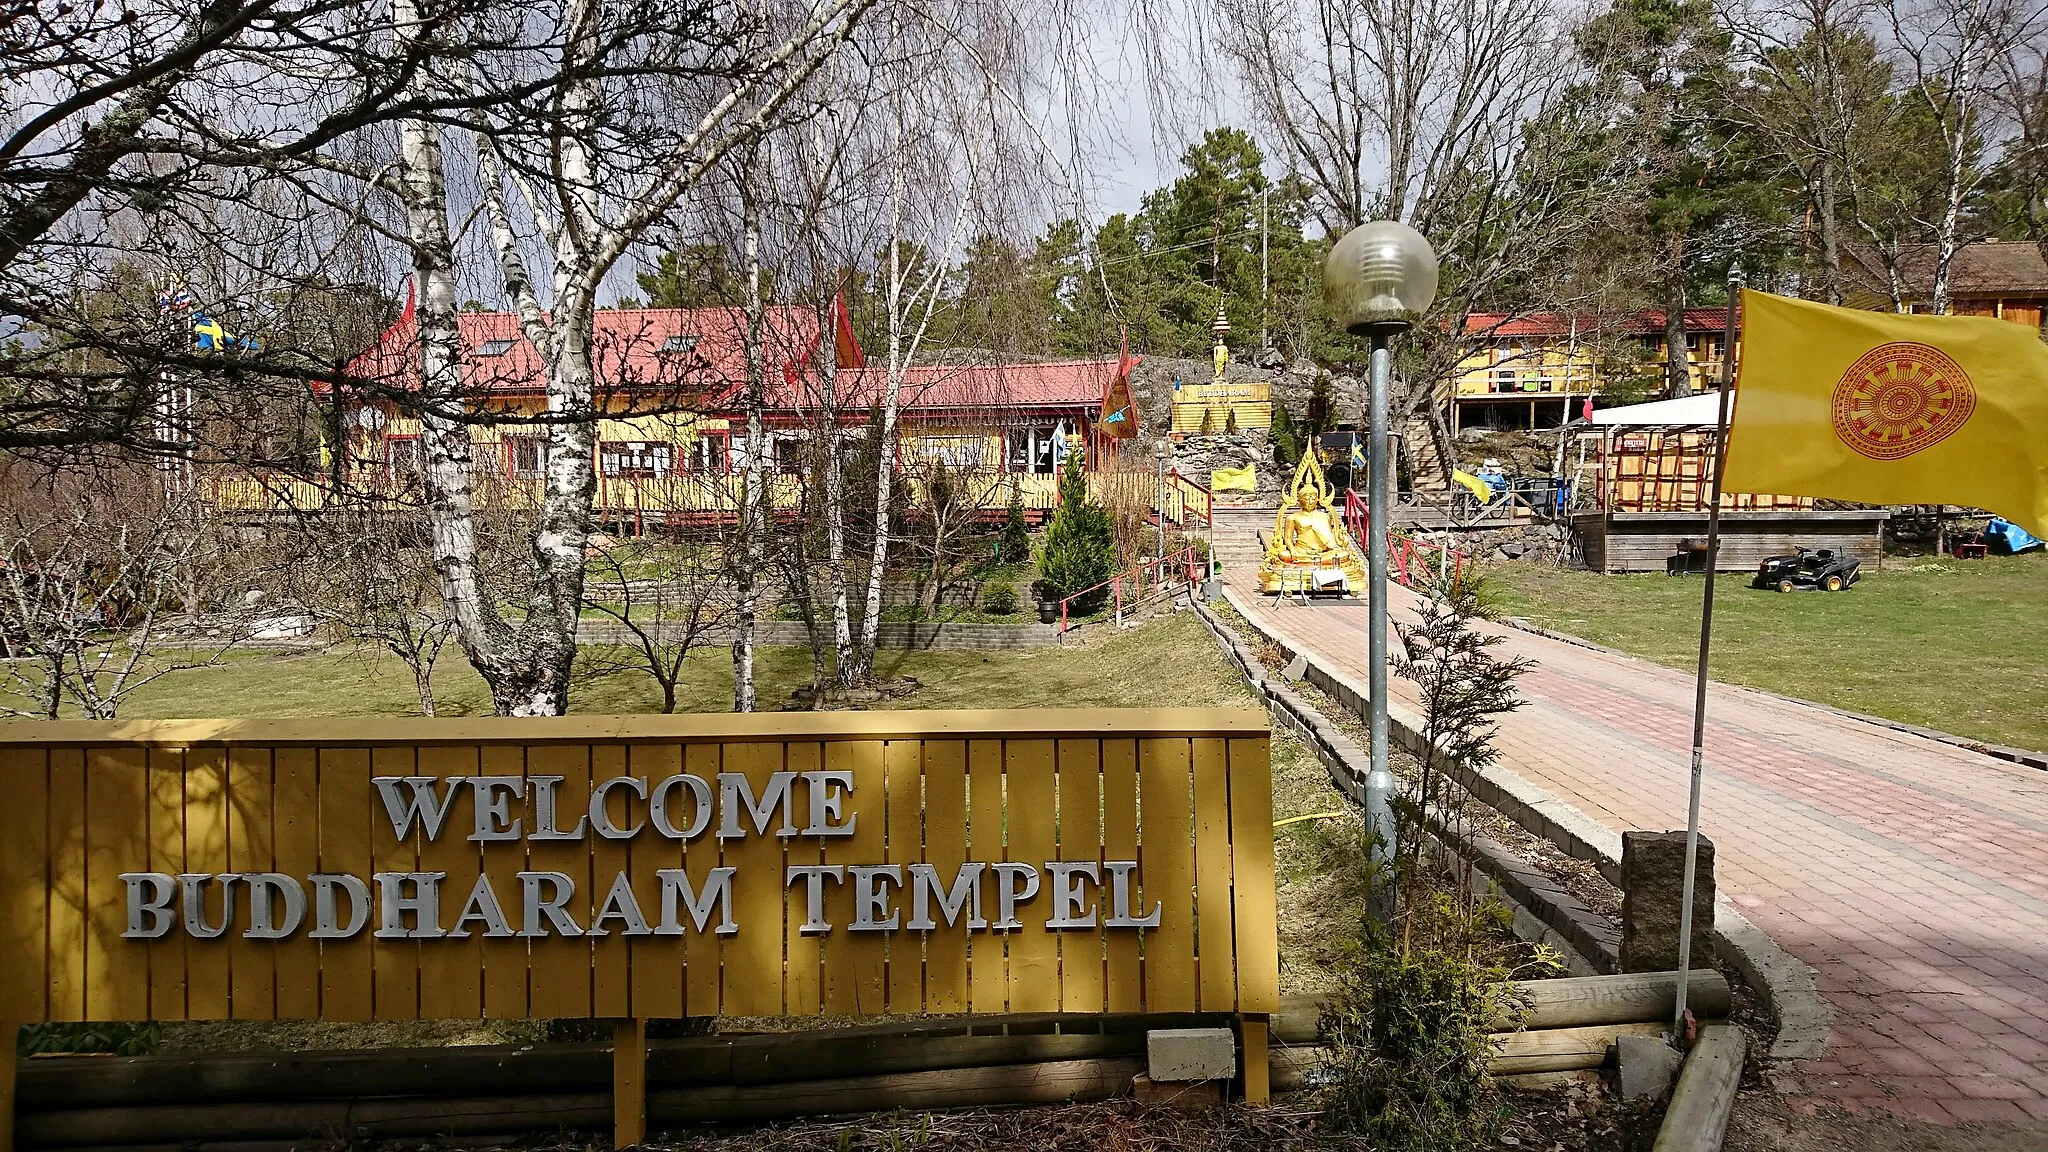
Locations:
1652;1024;1748;1152
1271;1021;1670;1092
1274;969;1729;1044
614;1018;647;1149
1490;1022;1663;1075
18;1017;1184;1110
1495;971;1731;1031
647;1057;1143;1125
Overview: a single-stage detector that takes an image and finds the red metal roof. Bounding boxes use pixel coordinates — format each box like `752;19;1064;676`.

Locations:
346;306;820;400
766;357;1125;415
1462;309;1735;338
346;306;1119;415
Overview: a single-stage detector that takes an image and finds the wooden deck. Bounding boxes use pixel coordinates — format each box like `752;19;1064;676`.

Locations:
1572;509;1890;573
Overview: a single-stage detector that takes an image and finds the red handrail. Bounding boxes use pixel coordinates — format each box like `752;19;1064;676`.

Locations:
1058;543;1208;634
1341;488;1467;591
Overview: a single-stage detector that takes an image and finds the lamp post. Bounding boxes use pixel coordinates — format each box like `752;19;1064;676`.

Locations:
1155;440;1171;563
1322;220;1439;923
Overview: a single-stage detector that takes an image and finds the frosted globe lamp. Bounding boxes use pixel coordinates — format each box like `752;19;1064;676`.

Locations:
1323;221;1439;338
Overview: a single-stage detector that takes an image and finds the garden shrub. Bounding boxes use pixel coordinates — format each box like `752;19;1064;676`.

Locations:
998;493;1032;565
1271;401;1302;469
1037;448;1115;614
19;1021;161;1057
1317;894;1522;1151
981;579;1019;616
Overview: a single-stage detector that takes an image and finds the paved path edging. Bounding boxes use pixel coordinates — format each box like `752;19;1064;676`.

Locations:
1193;599;1617;979
1218;587;1830;1062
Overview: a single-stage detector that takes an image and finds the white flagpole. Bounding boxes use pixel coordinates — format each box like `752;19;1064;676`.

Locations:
1674;268;1744;1041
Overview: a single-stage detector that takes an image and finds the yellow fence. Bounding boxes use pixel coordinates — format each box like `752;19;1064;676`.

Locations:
0;710;1275;1144
198;470;1213;527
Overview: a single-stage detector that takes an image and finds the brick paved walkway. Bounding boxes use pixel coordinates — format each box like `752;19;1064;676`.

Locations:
1230;576;2048;1124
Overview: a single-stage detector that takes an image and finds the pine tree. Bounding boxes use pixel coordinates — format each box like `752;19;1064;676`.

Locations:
1038;447;1116;614
999;491;1031;564
1307;374;1334;435
1270;401;1302;470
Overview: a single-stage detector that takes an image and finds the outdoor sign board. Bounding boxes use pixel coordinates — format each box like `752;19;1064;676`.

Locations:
0;709;1278;1146
1170;381;1274;432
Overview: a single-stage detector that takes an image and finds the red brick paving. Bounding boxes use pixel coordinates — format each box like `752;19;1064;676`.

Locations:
1229;578;2048;1123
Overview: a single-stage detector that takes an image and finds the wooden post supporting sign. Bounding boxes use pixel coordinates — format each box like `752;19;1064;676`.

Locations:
1240;1016;1270;1105
2;1019;15;1152
614;1017;647;1147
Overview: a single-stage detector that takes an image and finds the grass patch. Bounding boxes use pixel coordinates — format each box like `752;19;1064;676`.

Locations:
54;610;1254;718
1482;551;2048;752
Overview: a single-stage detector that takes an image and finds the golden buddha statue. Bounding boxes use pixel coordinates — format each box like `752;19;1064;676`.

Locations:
1259;449;1367;594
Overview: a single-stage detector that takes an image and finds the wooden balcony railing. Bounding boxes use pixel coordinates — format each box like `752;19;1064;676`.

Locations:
195;467;1216;528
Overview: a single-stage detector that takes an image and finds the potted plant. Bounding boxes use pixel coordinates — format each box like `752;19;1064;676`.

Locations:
1032;579;1058;624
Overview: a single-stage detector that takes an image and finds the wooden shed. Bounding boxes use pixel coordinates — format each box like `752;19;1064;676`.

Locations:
1573;393;1889;573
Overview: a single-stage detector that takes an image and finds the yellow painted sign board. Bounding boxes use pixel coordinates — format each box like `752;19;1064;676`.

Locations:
0;710;1278;1144
1171;381;1273;432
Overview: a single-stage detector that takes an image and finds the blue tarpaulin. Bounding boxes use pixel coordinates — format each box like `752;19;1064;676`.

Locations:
1985;518;2044;554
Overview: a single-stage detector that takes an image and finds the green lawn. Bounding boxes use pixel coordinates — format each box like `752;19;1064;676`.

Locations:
68;611;1254;719
1482;551;2048;753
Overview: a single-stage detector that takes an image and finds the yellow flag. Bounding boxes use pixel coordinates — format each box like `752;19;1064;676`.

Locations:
1211;465;1256;493
1722;289;2048;537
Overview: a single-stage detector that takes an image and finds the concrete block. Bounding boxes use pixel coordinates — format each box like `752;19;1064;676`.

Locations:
1146;1027;1236;1082
1620;830;1715;973
1614;1033;1683;1102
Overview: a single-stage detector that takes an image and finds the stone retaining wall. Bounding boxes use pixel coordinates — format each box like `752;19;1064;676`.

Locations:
575;619;1056;652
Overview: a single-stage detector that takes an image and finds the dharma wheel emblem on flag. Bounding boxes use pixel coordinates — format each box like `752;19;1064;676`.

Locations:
1831;341;1977;460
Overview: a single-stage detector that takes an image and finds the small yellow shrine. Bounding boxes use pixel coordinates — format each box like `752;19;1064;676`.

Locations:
1170;302;1271;433
1259;449;1367;594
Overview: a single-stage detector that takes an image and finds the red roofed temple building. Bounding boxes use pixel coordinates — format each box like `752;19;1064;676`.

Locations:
208;304;1205;529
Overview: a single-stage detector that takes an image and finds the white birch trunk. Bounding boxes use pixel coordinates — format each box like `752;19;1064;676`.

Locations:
1931;82;1977;315
823;315;852;677
734;185;764;713
397;0;874;712
393;0;518;706
849;233;907;685
844;99;985;683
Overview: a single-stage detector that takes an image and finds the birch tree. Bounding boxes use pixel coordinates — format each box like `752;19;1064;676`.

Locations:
1884;0;2034;311
837;14;1019;686
1213;0;1631;455
376;0;876;715
733;165;768;713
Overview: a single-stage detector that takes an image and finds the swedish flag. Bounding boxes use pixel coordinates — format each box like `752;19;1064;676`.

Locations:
190;312;256;352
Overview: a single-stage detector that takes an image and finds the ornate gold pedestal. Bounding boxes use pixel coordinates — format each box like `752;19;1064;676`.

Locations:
1258;450;1367;595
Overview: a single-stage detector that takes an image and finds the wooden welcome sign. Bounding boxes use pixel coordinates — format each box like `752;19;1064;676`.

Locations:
0;709;1277;1147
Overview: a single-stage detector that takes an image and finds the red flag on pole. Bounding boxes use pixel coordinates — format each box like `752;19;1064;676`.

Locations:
833;290;865;370
1582;395;1595;422
1099;329;1139;439
784;289;866;386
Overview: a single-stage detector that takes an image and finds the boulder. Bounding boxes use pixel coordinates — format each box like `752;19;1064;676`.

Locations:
1614;1033;1683;1103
